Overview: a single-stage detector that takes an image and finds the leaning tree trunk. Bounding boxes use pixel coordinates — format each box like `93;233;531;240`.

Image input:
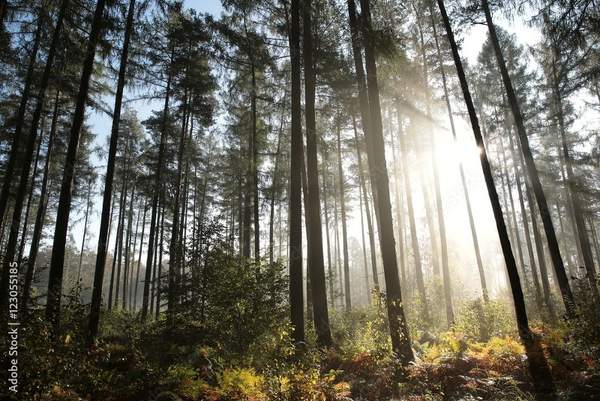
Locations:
435;0;556;394
355;0;413;365
22;89;60;310
17;125;44;266
302;0;332;346
88;0;136;345
481;0;574;318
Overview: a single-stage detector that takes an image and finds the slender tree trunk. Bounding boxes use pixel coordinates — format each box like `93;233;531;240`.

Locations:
322;170;335;308
288;0;304;344
22;89;60;309
115;178;129;310
387;115;406;289
77;177;93;283
141;54;172;320
507;124;544;314
302;0;332;345
333;172;343;307
397;108;430;323
435;0;556;394
550;50;599;303
358;181;370;303
108;183;126;311
269;101;285;265
133;199;147;310
481;0;574;318
129;200;141;309
335;119;351;313
17;125;44;266
168;91;189;323
498;133;530;292
356;0;413;364
46;0;109;333
122;185;135;310
352;113;379;290
150;202;160;317
417;8;451;325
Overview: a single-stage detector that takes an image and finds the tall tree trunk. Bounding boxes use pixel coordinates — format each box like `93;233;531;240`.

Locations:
397;109;430;323
46;0;109;333
133;199;147;310
550;49;599;303
22;89;60;309
288;0;304;344
77;177;93;283
498;133;530;292
141;54;172;321
108;183;126;310
128;199;141;308
387;115;406;289
507;123;544;314
356;0;413;364
481;0;574;318
435;0;556;394
269;101;285;265
358;180;370;303
122;185;135;310
17;124;44;266
168;91;189;323
352;113;379;290
115;178;129;310
416;7;451;325
302;0;332;345
335;119;351;313
322;169;335;308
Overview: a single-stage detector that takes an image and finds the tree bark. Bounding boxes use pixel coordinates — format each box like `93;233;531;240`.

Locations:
288;0;304;345
302;0;332;345
357;0;413;364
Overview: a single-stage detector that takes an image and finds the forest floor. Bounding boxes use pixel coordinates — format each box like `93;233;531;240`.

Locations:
11;297;600;401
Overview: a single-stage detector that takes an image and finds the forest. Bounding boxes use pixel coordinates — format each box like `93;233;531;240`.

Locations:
0;0;599;399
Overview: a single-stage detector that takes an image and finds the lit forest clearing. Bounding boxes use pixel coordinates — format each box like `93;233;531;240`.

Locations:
0;0;599;400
